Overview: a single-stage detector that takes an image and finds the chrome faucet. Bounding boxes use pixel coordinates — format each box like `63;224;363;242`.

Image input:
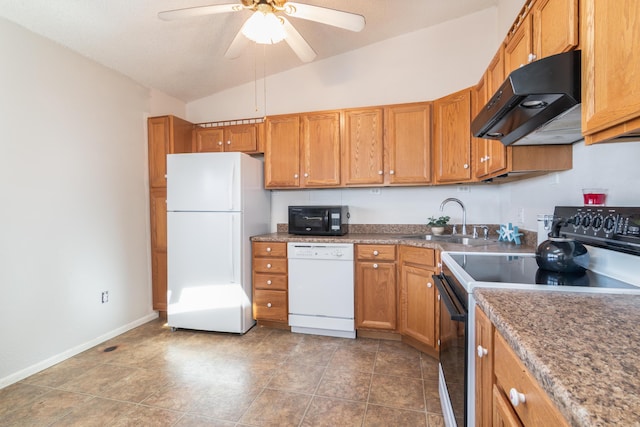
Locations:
440;198;467;235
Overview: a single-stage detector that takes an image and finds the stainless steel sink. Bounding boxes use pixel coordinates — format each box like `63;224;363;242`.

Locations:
399;234;500;246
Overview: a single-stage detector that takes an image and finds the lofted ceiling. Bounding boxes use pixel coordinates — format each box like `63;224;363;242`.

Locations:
0;0;498;102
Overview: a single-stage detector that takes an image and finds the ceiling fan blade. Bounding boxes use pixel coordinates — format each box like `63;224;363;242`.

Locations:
158;3;242;21
283;2;365;32
225;24;251;59
281;17;316;62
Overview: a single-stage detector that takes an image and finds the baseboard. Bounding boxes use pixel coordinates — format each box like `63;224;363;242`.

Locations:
0;312;159;389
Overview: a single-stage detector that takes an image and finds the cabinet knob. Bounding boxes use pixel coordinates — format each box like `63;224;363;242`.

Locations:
294;173;299;179
373;250;379;256
267;303;272;308
218;141;223;146
304;173;309;178
389;170;395;175
463;163;469;169
528;52;537;62
477;345;488;358
373;263;378;269
266;263;272;269
226;140;231;145
509;388;526;407
427;283;432;288
486;156;490;161
378;170;383;175
266;280;272;285
266;247;271;252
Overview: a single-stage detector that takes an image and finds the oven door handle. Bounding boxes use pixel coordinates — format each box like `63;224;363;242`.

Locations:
433;274;467;322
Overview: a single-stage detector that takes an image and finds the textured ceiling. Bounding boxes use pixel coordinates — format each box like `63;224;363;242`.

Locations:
0;0;498;102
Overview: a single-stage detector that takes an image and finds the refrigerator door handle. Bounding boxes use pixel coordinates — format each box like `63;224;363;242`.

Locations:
230;214;238;283
228;162;235;210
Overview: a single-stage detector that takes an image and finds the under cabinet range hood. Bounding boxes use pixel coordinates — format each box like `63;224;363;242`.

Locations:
472;50;582;146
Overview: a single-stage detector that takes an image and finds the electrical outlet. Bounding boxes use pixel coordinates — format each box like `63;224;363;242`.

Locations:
518;208;525;223
101;291;109;304
370;188;381;195
457;186;470;193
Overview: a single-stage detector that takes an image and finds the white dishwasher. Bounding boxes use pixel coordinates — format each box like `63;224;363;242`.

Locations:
287;242;355;339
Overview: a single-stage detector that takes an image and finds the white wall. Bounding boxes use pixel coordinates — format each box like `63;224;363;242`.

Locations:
0;17;158;387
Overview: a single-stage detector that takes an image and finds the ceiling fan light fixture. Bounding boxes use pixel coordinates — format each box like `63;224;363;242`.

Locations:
242;11;286;44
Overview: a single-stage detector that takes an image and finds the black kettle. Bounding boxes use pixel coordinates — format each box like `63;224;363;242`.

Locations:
535;218;590;273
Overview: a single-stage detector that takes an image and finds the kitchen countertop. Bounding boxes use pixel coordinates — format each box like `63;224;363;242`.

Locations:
251;231;536;253
474;288;640;426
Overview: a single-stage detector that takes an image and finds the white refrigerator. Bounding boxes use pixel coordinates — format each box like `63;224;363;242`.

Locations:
166;152;270;333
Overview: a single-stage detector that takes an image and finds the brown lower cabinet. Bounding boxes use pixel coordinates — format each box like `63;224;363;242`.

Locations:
252;242;288;326
398;246;440;358
355;244;398;331
476;306;569;426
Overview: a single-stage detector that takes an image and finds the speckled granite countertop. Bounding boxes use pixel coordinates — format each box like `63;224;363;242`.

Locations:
475;289;640;427
251;224;536;253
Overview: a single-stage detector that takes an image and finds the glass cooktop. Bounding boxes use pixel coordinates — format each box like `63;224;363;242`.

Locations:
449;254;638;289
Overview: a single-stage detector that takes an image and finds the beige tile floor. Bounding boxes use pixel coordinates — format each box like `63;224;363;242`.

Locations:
0;319;445;426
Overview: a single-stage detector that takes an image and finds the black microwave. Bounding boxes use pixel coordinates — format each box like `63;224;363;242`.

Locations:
288;205;349;236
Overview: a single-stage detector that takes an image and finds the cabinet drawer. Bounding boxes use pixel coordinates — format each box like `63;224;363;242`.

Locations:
398;245;436;267
356;244;396;261
494;332;568;426
254;290;288;322
254;273;287;291
253;241;287;258
253;258;287;274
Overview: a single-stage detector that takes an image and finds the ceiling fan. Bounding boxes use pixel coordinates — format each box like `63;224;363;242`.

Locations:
158;0;366;63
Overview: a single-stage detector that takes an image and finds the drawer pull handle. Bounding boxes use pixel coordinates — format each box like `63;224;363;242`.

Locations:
373;263;378;269
427;283;432;288
266;247;271;252
373;250;379;256
266;263;271;269
267;303;272;308
266;280;272;285
477;345;488;358
509;388;526;407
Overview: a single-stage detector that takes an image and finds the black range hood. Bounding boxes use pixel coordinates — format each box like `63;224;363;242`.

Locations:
471;50;582;146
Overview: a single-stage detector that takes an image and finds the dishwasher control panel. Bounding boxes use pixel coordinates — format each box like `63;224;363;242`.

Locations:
287;243;354;261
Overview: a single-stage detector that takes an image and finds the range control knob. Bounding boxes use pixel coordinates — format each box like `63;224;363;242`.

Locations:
581;214;592;229
603;215;617;233
592;214;604;231
571;214;582;229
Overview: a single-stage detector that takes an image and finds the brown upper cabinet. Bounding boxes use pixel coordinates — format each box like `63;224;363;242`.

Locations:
264;111;341;189
504;0;579;75
433;88;473;184
581;0;640;144
384;102;433;185
342;107;385;186
147;115;193;188
193;122;264;154
301;111;341;187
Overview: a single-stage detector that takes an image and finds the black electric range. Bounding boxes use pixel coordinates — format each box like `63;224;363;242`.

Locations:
448;253;638;289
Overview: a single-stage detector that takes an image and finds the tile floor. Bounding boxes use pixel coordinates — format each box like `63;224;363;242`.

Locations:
0;319;445;426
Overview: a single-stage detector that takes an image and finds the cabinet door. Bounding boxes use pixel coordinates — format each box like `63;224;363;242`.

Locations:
533;0;578;59
384;103;432;185
483;50;508;177
493;385;523;427
148;117;171;188
342;108;385;186
225;124;258;152
265;115;301;188
150;188;168;310
193;128;224;152
433;88;472;183
504;14;533;74
355;261;397;330
301;112;341;187
475;307;494;427
582;0;640;143
400;264;438;348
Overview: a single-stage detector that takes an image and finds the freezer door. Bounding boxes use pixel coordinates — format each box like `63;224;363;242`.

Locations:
167;211;246;332
167;152;241;212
